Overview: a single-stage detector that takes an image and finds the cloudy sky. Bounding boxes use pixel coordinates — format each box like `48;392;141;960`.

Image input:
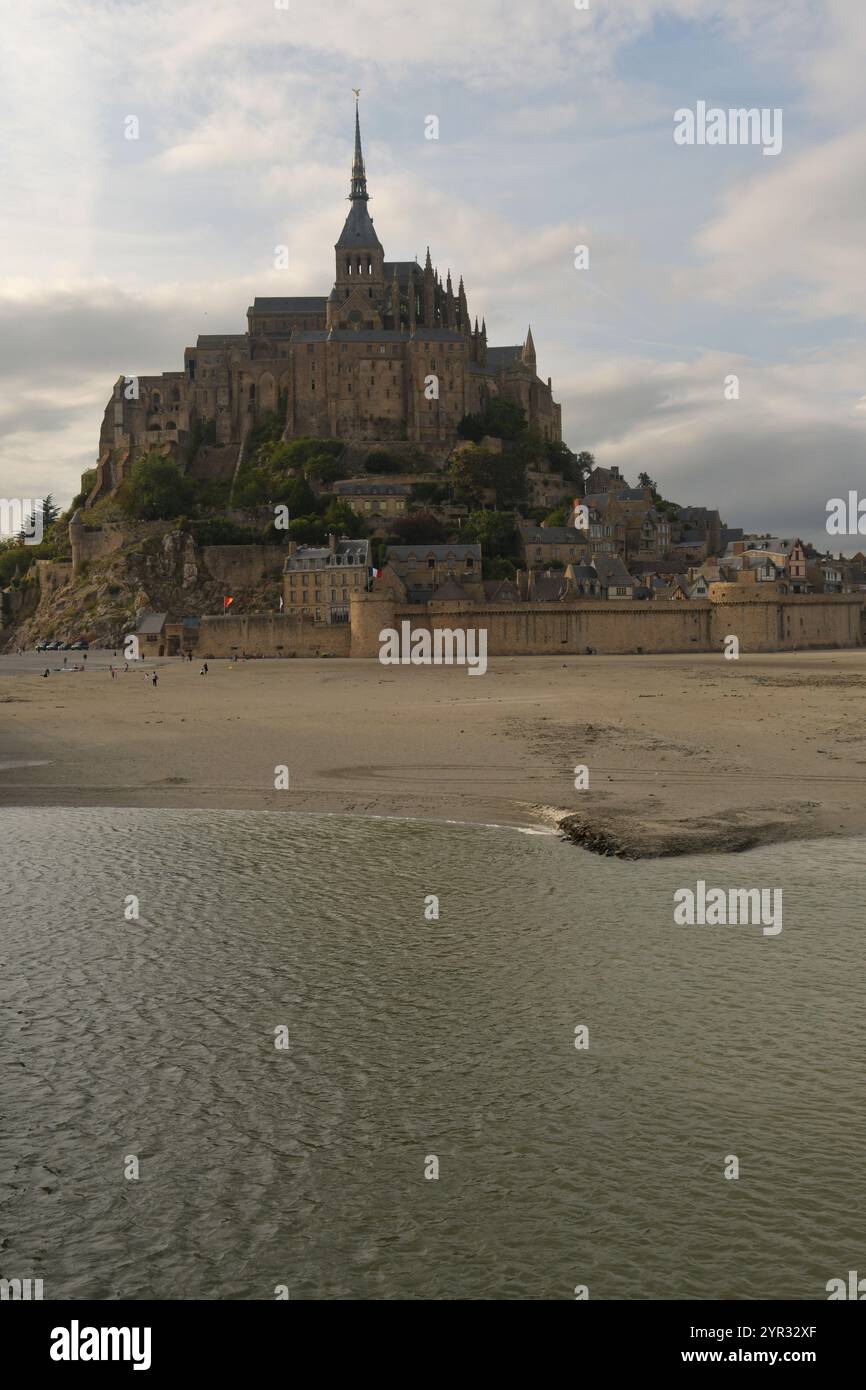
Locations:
2;0;865;545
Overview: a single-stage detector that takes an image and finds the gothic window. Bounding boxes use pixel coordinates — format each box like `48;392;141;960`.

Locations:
357;257;362;274
367;256;372;274
249;384;256;400
346;258;351;275
172;386;181;402
152;392;161;407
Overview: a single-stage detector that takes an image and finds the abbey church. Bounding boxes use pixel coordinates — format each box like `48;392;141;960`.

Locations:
90;100;561;502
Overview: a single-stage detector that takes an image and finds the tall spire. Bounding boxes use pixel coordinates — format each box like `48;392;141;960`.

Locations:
349;91;368;202
336;92;382;252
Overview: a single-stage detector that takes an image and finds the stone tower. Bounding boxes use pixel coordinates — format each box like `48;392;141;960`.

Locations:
327;97;385;330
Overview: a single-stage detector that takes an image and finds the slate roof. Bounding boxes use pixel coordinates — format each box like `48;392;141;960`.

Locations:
486;346;524;370
195;334;247;348
335;201;383;251
384;261;422;280
335;483;410;497
387;544;480;563
520;523;586;545
531;576;569;601
251;297;327;313
284;539;371;571
136;611;167;635
592;556;633;589
430;578;473;602
483;579;520;602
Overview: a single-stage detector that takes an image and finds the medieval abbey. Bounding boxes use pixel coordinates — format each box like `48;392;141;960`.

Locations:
89;99;561;504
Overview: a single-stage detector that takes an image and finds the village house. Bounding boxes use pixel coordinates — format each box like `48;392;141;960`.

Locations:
283;535;371;623
585;464;628;494
592;554;635;599
519;521;588;570
385;542;482;601
526;468;569;511
806;554;844;594
333;480;410;523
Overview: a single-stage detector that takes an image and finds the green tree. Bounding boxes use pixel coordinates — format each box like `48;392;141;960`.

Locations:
365;448;403;474
461;509;518;563
322;498;365;537
303;453;348;484
119;452;195;520
457;397;527;442
409;480;449;508
388;512;448;545
449;445;497;506
288;515;327;545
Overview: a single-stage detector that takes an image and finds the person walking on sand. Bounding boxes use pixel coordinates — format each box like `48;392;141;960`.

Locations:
152;671;158;687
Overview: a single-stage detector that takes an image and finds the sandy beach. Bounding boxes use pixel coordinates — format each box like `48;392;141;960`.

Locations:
1;648;865;856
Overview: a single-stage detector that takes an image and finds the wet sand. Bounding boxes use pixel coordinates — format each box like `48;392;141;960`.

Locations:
1;648;865;856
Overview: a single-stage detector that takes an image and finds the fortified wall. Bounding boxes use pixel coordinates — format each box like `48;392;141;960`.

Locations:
197;613;351;658
348;590;863;658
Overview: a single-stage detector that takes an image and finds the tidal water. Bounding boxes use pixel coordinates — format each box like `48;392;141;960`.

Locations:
1;807;864;1300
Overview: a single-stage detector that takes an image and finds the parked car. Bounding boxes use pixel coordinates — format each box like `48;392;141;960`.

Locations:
69;640;89;650
35;640;51;652
45;640;63;650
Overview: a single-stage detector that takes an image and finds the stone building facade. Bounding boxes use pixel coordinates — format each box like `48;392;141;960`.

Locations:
89;99;561;504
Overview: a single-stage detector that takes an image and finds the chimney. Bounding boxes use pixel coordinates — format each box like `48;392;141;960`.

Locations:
287;541;297;557
328;533;336;553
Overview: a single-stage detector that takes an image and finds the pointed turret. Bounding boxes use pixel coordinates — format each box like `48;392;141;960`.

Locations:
479;317;487;366
335;94;383;254
350;94;368;202
445;270;456;329
458;275;469;334
330;93;385;327
423;247;435;325
521;324;536;369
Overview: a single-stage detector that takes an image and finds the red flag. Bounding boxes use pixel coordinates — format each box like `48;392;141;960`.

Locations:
224;595;234;612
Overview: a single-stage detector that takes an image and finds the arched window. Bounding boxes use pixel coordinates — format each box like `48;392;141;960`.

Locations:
152;392;161;407
165;420;177;430
249;384;256;400
171;386;181;403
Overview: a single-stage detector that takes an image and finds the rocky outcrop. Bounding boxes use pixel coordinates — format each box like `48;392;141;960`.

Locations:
6;528;282;650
